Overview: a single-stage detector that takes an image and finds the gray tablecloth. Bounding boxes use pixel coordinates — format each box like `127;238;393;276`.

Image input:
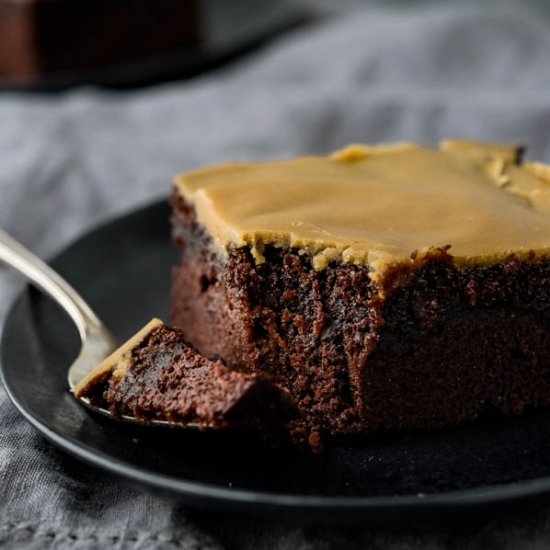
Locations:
3;2;550;548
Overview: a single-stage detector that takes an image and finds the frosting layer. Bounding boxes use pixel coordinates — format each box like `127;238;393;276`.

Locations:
174;141;550;279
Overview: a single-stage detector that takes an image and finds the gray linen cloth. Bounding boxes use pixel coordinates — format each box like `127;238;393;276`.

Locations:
3;2;550;548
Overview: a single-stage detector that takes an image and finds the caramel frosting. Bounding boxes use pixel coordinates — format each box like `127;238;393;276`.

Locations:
174;141;550;280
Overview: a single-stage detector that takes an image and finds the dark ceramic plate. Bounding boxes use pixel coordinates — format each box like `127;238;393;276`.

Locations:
4;200;550;527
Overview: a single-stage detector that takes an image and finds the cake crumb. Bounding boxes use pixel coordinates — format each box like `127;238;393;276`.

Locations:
308;431;323;453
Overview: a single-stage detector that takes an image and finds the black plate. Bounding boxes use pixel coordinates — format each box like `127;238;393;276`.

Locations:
4;200;550;527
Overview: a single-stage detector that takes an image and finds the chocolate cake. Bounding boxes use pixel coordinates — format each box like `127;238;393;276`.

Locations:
74;319;292;431
169;140;550;448
0;0;200;83
74;140;550;450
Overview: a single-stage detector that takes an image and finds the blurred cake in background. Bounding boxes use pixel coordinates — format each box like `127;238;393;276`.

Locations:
0;0;200;82
0;0;305;88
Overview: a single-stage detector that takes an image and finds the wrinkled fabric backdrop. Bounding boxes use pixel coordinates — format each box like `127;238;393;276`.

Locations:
3;1;550;548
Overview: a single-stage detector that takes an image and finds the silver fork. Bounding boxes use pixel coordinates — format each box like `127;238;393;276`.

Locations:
0;228;172;425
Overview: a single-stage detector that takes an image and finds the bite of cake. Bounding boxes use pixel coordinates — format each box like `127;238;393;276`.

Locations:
74;319;293;432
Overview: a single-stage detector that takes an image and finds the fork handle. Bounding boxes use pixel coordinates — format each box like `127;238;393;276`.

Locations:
0;228;104;339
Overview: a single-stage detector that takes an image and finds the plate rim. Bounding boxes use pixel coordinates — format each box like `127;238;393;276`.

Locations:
3;199;550;516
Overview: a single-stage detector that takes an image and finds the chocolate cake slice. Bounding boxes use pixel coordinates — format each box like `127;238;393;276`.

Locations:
74;319;292;431
170;140;550;448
